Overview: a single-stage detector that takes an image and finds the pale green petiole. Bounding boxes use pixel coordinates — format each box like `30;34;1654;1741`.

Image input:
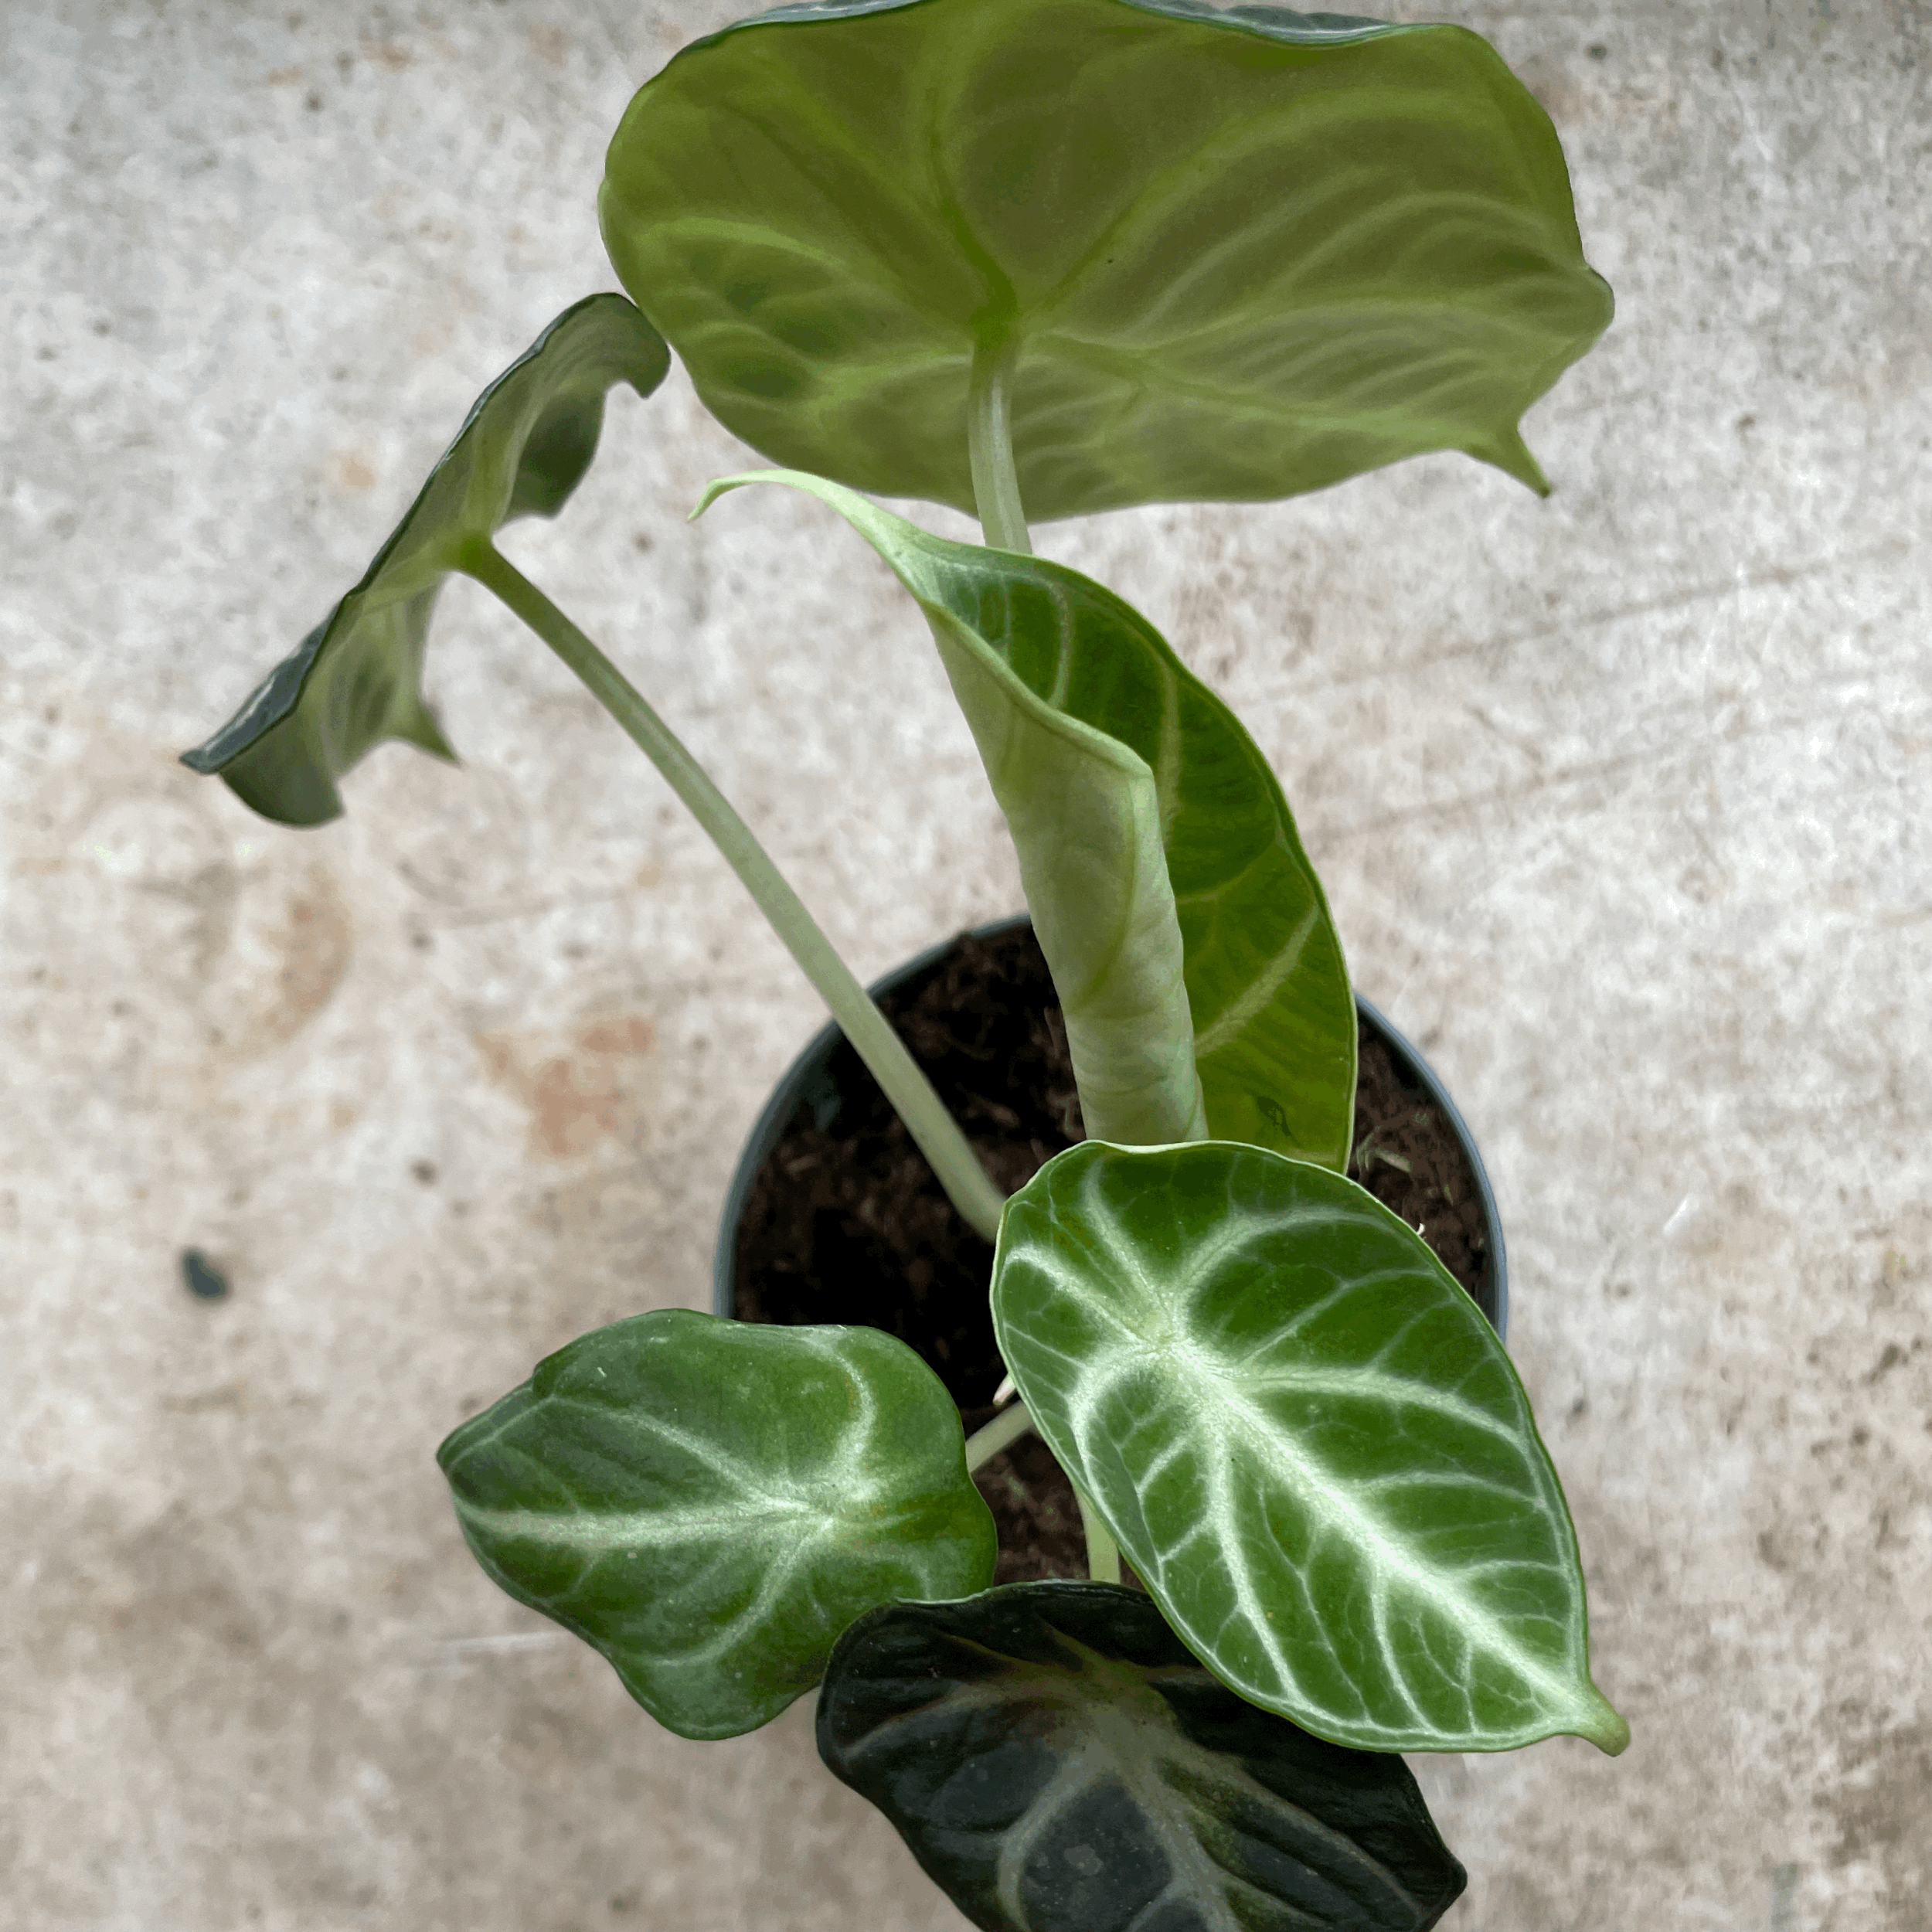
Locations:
967;1396;1119;1581
967;336;1032;556
1073;1485;1121;1586
463;539;1008;1247
962;1398;1035;1473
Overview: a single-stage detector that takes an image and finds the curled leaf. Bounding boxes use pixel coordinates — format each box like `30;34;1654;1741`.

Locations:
700;471;1355;1163
182;294;670;824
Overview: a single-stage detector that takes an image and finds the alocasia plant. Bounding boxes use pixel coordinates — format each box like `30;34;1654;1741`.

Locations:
185;2;1625;1923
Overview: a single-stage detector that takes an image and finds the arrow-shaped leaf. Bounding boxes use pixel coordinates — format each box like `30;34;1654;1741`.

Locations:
182;294;670;825
992;1141;1628;1756
437;1309;995;1740
818;1581;1468;1932
699;471;1355;1165
602;0;1611;520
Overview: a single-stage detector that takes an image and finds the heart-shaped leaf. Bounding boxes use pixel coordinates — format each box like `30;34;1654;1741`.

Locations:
819;1581;1468;1932
699;471;1355;1165
602;0;1611;521
437;1309;995;1740
182;294;670;825
992;1141;1628;1755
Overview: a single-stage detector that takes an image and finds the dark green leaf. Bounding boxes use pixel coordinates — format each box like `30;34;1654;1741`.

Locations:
699;471;1355;1164
182;294;670;825
992;1141;1629;1755
602;0;1611;519
819;1581;1467;1932
438;1309;995;1740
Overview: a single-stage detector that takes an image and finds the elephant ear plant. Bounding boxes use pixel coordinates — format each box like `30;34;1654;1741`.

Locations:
184;2;1625;1924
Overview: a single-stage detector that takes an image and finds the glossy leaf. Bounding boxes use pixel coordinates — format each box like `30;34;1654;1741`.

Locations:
602;0;1612;521
182;294;670;825
437;1309;995;1741
819;1582;1467;1932
699;471;1355;1164
992;1141;1628;1756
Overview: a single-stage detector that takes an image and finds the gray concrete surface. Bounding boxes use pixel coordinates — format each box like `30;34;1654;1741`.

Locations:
3;1;1928;1927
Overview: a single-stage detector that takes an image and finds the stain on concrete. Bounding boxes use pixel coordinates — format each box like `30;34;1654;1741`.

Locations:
325;450;376;491
81;788;241;990
362;36;413;74
1821;1712;1932;1930
260;868;352;1050
381;760;535;910
475;1016;658;1160
179;1248;231;1301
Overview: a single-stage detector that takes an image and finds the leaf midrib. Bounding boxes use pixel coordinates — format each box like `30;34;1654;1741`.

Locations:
1014;1192;1590;1738
453;1493;913;1550
1095;1344;1584;1728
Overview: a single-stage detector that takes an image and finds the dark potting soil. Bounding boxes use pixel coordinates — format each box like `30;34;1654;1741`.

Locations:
730;922;1491;1585
1347;1023;1493;1298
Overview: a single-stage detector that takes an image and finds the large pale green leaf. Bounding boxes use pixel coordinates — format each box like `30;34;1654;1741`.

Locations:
437;1309;995;1740
601;0;1612;521
699;471;1355;1164
181;294;670;825
820;1582;1468;1932
991;1141;1628;1755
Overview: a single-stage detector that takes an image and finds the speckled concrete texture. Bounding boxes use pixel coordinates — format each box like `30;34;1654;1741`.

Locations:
3;2;1927;1927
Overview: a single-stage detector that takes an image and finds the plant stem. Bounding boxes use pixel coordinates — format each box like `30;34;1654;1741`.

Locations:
1074;1485;1121;1586
963;1399;1035;1473
968;336;1032;555
463;539;1008;1246
968;1400;1120;1583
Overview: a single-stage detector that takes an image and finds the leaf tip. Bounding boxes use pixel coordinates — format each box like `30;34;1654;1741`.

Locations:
1580;1690;1631;1756
687;478;734;522
690;468;796;522
1473;425;1553;497
401;703;459;765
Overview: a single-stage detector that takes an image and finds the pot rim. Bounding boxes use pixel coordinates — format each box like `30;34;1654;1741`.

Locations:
713;915;1508;1338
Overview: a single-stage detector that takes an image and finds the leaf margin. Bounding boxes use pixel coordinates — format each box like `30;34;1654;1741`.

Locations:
181;292;672;825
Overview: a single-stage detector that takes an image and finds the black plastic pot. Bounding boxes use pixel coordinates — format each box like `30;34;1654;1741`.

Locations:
715;917;1508;1339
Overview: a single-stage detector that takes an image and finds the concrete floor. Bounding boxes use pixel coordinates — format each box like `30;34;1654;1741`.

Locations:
3;1;1928;1927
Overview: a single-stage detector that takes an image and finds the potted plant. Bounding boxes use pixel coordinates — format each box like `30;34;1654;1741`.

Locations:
715;905;1512;1590
182;2;1626;1925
